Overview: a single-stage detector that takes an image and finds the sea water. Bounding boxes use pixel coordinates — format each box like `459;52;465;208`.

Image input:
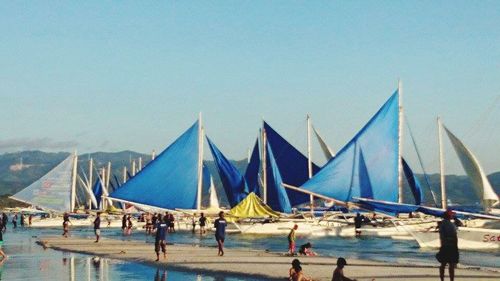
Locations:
0;226;498;280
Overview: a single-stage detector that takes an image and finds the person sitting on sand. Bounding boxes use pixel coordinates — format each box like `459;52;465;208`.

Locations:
288;224;298;256
298;242;317;256
332;257;357;281
289;259;312;281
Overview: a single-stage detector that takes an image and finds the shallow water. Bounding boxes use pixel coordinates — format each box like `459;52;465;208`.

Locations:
0;228;269;280
0;225;498;280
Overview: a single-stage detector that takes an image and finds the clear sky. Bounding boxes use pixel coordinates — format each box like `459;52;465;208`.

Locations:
0;1;498;175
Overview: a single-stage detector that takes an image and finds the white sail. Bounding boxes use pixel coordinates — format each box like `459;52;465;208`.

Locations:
443;126;499;209
312;126;335;160
10;154;75;212
208;175;220;209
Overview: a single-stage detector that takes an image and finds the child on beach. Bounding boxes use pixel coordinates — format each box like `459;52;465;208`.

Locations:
332;257;357;281
298;242;317;256
289;259;312;281
288;224;298;256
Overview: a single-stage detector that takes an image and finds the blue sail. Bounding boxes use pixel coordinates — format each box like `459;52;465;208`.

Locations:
301;91;399;203
266;142;292;213
358;148;374;199
109;121;200;210
92;179;103;209
402;157;424;205
356;198;420;215
206;137;247;207
244;139;260;196
264;122;319;206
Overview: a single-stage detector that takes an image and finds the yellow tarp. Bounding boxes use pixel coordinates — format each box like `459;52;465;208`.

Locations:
227;192;280;219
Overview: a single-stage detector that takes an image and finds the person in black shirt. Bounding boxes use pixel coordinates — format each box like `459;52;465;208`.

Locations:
354;213;364;237
62;213;70;237
199;212;207;235
214;211;227;256
93;212;101;243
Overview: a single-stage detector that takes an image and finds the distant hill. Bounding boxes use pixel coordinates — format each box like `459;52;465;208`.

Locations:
1;150;498;208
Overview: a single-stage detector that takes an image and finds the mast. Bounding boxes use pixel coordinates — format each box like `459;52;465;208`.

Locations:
307;114;314;215
87;158;93;209
131;160;136;176
196;112;204;211
70;151;78;212
138;157;143;172
106;162;111;191
438;116;447;209
397;80;404;203
101;167;107;210
122;166;127;184
261;125;268;204
151;149;156;161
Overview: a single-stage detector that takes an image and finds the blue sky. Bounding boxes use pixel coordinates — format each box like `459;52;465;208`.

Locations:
0;1;498;174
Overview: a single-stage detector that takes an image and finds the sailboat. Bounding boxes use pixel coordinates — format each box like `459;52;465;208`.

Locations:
409;119;500;250
107;115;218;216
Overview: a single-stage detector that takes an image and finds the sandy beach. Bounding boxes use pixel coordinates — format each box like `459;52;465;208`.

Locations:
37;236;500;281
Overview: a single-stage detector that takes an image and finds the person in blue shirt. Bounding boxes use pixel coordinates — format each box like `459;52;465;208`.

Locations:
214;211;227;256
154;216;168;261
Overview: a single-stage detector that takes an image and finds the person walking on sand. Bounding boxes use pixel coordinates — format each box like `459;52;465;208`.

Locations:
288;224;298;256
436;209;459;281
93;212;101;243
214;211;227;256
332;257;357;281
289;259;312;281
12;213;17;229
28;214;33;227
199;212;207;235
154;216;168;261
62;213;70;237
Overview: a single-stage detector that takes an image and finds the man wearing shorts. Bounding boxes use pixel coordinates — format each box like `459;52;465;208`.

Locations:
214;211;227;256
154;217;168;261
93;212;101;243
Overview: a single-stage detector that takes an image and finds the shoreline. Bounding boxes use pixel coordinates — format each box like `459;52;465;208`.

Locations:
37;236;500;281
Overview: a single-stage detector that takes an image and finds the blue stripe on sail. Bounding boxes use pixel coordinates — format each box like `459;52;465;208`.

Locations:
301;91;399;203
206;137;247;207
402;158;424;205
109;121;200;210
358;148;374;199
92;179;103;209
244;139;260;196
264;122;319;206
266;142;292;213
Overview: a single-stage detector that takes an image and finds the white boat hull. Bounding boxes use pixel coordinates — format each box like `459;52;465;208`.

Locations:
410;227;500;250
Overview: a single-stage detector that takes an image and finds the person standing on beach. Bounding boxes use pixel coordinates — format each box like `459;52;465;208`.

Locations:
154;216;168;261
1;213;7;232
126;215;133;235
354;213;363;237
0;228;6;260
93;212;101;243
199;212;207;235
168;214;175;233
62;213;70;237
20;214;25;227
28;214;33;227
288;224;298;256
12;213;17;229
214;211;227;256
121;214;127;235
436;209;458;281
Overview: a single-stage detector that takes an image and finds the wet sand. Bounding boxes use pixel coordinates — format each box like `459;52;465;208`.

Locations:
38;236;500;281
